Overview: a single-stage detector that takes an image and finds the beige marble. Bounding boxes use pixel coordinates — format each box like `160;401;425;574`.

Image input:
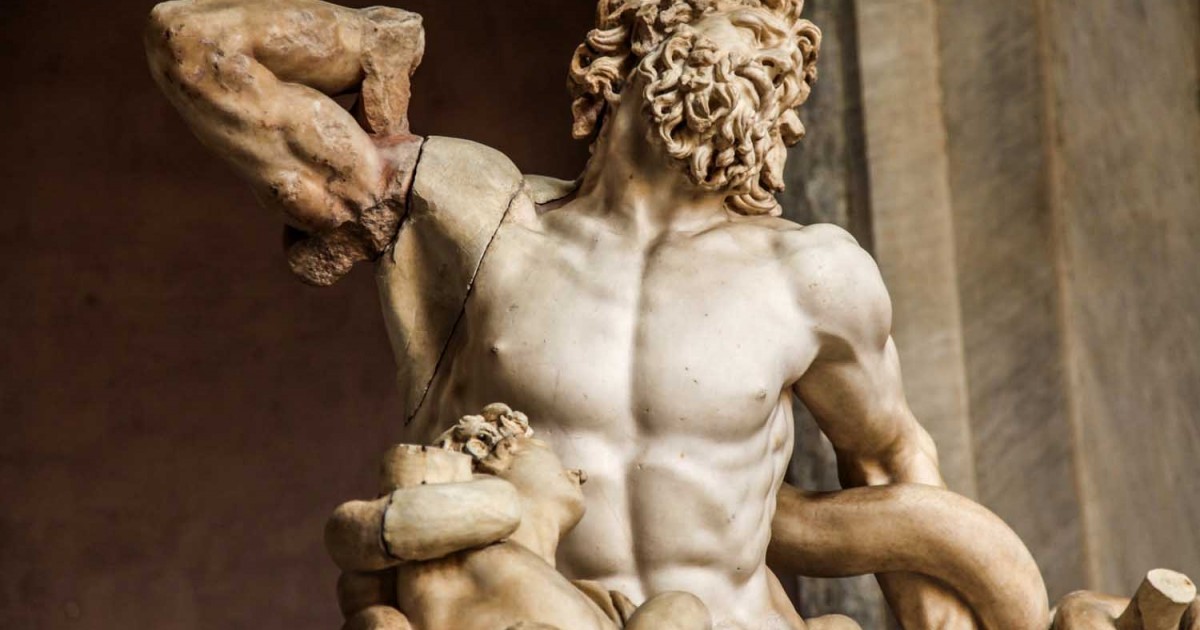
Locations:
143;0;1194;628
1054;570;1200;630
328;406;868;630
330;406;716;630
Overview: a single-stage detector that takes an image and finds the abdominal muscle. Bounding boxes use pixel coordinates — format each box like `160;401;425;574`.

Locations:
402;226;807;627
546;406;801;629
409;360;803;629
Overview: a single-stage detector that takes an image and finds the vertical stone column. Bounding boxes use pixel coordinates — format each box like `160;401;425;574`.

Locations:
933;0;1085;599
852;0;1200;601
1037;0;1200;593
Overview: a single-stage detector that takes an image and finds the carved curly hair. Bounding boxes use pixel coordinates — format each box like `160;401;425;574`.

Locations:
567;0;820;215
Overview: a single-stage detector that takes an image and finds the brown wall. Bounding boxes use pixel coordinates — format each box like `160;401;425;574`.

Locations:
850;0;1200;611
1043;0;1200;592
787;0;1200;624
0;1;591;628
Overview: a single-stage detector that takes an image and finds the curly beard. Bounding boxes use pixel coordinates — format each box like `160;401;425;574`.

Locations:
635;26;802;216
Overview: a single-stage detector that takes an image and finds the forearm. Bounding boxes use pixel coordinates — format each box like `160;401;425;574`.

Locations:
146;0;384;225
145;0;425;284
324;476;522;572
147;0;371;90
837;423;983;629
147;0;421;130
786;403;1038;627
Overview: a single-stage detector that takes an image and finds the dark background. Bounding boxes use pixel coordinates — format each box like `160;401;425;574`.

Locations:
1;1;592;627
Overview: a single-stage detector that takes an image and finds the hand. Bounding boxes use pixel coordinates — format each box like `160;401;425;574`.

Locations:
337;572;410;630
1052;569;1199;630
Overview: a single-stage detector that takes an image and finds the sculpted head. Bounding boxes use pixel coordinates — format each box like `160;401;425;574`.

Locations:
435;404;588;536
477;437;588;536
569;0;821;215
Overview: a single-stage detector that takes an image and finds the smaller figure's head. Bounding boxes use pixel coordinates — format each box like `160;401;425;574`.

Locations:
477;437;588;536
569;0;821;216
434;404;587;536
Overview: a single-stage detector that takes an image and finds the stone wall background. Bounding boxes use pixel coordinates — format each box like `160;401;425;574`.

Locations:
783;0;1200;624
2;0;1197;628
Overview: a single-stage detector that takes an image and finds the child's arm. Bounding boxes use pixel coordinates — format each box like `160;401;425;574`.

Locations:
325;475;522;572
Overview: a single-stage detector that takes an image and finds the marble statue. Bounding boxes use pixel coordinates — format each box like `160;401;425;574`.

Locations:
328;404;862;630
327;404;720;630
143;0;1198;628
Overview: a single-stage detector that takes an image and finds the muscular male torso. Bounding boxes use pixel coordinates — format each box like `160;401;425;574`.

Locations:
143;2;1064;628
406;194;843;629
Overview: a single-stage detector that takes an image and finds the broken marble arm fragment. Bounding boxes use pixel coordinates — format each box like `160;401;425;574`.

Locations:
144;0;426;286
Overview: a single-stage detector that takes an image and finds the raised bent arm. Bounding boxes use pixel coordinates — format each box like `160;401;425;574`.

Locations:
144;0;425;285
772;226;1049;629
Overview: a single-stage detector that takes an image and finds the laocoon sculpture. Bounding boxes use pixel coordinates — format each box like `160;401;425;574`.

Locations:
144;0;1199;628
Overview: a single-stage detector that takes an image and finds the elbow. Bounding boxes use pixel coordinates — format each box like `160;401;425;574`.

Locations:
146;1;181;29
144;1;215;79
145;1;186;54
144;2;187;79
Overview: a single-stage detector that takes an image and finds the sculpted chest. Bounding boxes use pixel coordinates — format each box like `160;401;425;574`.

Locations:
456;220;809;440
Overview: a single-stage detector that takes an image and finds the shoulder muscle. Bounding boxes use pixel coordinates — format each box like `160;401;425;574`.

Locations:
784;224;892;361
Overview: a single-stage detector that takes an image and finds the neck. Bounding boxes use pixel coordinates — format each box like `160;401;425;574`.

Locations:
574;103;729;239
508;500;565;566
